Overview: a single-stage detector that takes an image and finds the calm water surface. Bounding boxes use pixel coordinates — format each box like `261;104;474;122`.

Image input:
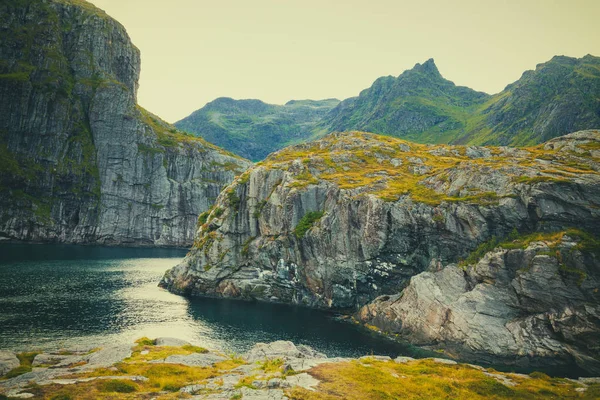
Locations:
0;244;428;359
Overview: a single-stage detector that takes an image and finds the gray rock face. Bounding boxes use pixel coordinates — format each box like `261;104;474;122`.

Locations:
357;235;600;373
0;351;19;377
244;341;325;363
154;337;190;347
0;0;250;247
160;130;600;371
149;352;226;367
161;130;600;308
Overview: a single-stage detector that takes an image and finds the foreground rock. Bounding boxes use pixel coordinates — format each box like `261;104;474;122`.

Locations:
0;339;597;399
358;232;600;374
0;0;250;246
0;352;19;377
161;130;600;370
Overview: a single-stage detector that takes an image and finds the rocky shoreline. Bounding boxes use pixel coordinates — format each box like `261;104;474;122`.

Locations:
1;337;599;399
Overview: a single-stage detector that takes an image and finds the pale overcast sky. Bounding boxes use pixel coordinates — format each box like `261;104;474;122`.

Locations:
91;0;600;123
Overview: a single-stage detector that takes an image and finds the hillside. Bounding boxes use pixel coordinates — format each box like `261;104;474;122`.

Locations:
322;59;491;143
161;129;600;372
175;97;339;161
0;0;250;246
177;56;600;159
321;55;600;146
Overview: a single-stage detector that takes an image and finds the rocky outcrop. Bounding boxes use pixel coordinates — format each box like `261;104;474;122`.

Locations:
161;130;600;304
160;129;600;370
1;338;598;398
357;232;600;373
0;0;250;246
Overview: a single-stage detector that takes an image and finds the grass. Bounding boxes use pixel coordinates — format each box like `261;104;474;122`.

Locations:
285;359;598;400
257;131;598;206
126;339;208;363
1;351;39;379
97;379;138;393
295;211;324;239
259;358;284;373
458;229;599;272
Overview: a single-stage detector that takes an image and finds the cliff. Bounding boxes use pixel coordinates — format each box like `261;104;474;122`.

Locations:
161;129;600;371
0;0;251;246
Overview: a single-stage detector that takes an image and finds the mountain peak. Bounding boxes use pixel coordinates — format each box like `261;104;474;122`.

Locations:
411;58;441;78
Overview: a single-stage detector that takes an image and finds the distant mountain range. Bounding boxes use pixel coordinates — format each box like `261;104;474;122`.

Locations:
177;55;600;160
175;98;339;161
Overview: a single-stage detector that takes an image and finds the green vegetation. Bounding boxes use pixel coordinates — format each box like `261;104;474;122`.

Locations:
136;106;242;161
458;229;599;282
285;358;599;400
175;97;340;161
97;379;138;393
1;351;39;379
257;130;598;206
176;56;600;158
2;340;597;399
227;189;241;212
321;56;600;148
295;211;324;239
259;358;284;373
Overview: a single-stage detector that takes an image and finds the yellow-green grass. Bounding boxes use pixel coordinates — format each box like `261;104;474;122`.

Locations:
285;359;598;400
254;131;598;205
126;338;208;362
1;352;39;379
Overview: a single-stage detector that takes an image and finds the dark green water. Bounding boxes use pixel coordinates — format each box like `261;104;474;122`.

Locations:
0;244;429;359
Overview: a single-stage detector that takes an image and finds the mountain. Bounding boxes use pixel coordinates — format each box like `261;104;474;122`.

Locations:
178;56;600;159
321;56;600;146
161;130;600;372
321;59;491;143
0;0;250;246
175;97;339;161
459;55;600;145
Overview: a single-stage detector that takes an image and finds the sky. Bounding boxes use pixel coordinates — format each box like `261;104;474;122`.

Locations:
91;0;600;123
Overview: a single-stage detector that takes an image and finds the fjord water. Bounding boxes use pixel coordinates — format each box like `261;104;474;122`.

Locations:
0;244;425;358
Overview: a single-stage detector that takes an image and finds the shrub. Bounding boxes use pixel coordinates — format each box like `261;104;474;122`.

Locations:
294;211;324;239
97;379;138;393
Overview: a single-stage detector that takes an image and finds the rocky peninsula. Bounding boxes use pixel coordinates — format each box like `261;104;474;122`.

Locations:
161;130;600;373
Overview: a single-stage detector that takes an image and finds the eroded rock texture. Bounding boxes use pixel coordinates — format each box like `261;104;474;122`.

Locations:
0;0;250;246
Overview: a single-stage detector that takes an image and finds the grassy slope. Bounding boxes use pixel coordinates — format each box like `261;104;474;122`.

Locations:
176;98;340;161
320;56;600;147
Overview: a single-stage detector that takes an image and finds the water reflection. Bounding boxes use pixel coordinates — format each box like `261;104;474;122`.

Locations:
0;244;426;360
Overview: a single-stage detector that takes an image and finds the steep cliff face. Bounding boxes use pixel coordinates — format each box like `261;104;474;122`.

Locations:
160;129;600;370
357;231;600;373
0;0;250;246
161;129;600;306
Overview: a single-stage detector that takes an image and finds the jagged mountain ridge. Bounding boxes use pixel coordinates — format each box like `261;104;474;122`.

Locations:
0;0;250;246
324;55;600;146
178;55;600;159
175;97;339;162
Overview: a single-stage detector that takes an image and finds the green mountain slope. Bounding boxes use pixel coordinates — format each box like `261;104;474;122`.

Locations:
321;59;491;144
321;55;600;146
175;97;339;161
458;55;600;145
